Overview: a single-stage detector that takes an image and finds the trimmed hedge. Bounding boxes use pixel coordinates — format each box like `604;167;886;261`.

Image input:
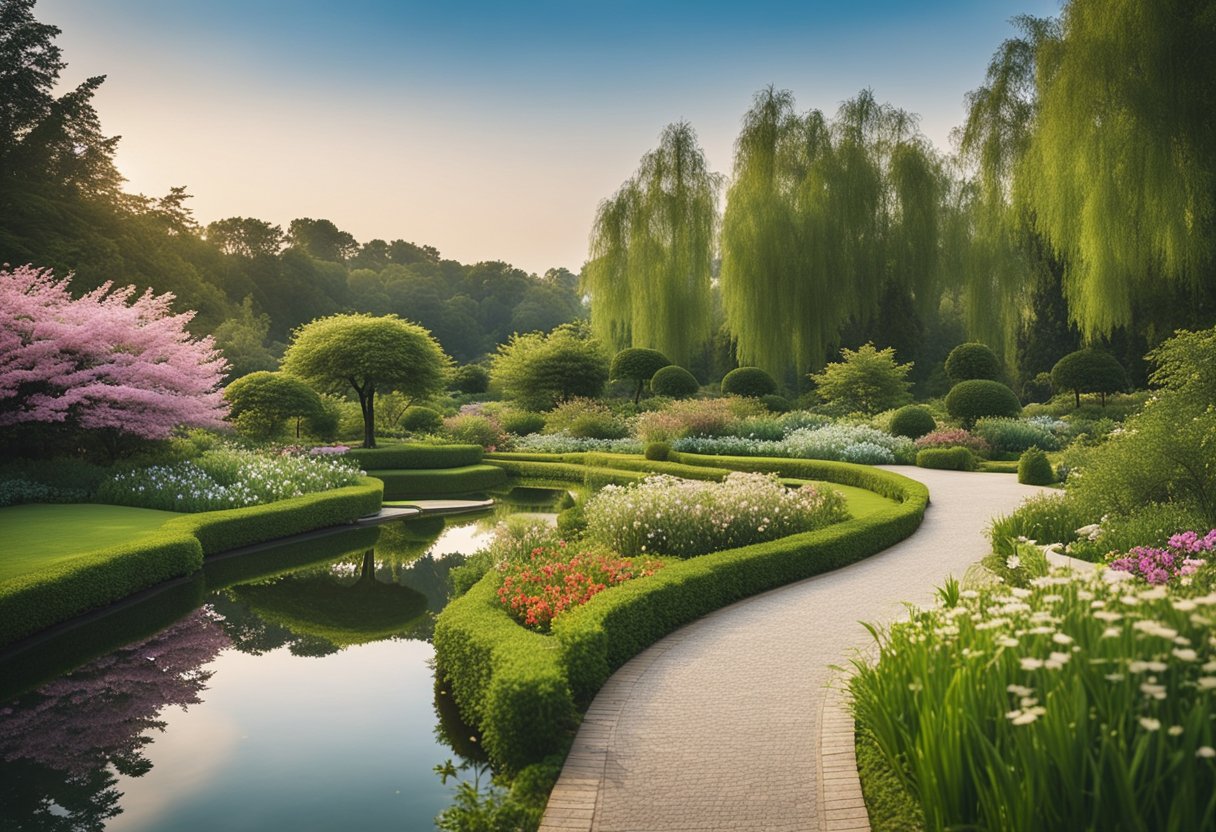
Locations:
345;443;483;470
434;454;928;772
650;365;700;398
1017;447;1056;485
944;342;1002;382
721;366;778;398
644;441;671;461
370;465;508;499
945;379;1021;427
888;405;937;439
916;447;977;471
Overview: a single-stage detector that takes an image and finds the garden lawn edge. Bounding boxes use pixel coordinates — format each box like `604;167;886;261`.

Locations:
0;477;383;647
433;454;928;773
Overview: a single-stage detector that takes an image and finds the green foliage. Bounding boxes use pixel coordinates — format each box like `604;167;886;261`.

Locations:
1051;349;1127;407
490;325;610;411
649;364;699;398
585;123;721;366
945;379;1021;427
400;405;443;434
556;500;587;539
370;465;507;500
1065;501;1210;564
1021;371;1054;404
888;405;937;439
610;348;671;403
543;398;630;440
915;447;976;471
345;444;483;470
223;371;324;439
721;366;778;398
810;344;914;415
644;441;671;462
443;414;506;450
281;313;452;448
450;364;490;394
856;727;925;832
944;342;1002;382
1017;447;1055;485
973;417;1060;454
1147;325;1216;403
987;493;1087;558
499;410;545;436
760;394;791;413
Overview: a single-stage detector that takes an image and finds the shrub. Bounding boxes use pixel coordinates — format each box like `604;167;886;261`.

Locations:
583;472;849;558
888;405;936;439
610;348;671;403
1051;349;1128;408
372;465;508;499
1106;529;1215;585
944;342;1002;382
1017;447;1055;485
644;441;671;461
543;398;629;440
224;371;324;440
945;379;1021;427
721;366;778;398
490;324;610;411
499;410;546;436
634;397;761;443
987;493;1088;558
973;417;1061;455
915;428;991;456
450;364;490;394
671;423;916;465
1021;371;1054;404
761;394;791;413
400;405;444;434
1067;502;1213;564
809;343;913;415
345;444;483;470
443;413;506;450
915;447;976;471
649;365;700;398
511;433;644;455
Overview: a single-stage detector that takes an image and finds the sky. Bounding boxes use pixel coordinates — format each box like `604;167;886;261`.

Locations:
41;0;1060;276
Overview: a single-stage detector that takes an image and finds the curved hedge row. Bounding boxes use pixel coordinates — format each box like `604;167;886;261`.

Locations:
346;443;483;470
434;454;929;772
0;477;384;649
370;465;507;499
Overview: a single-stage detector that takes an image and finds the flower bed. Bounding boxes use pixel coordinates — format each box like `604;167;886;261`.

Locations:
1108;529;1216;584
513;433;644;455
671;423;915;465
914;427;991;456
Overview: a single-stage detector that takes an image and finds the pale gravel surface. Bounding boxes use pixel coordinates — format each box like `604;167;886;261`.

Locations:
540;467;1049;832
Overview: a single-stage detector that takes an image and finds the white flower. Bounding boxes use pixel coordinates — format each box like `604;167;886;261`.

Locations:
1007;684;1034;697
1197;677;1216;690
1045;651;1071;670
1052;632;1074;645
1139;717;1161;732
1020;657;1045;671
1198;747;1216;759
1007;555;1021;570
1168;725;1184;736
1172;648;1198;662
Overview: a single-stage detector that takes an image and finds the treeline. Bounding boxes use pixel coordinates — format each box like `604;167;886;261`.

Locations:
0;0;584;379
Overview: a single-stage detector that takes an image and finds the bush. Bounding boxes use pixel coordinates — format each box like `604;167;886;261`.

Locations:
1017;447;1055;485
650;365;700;398
670;423;916;465
973;417;1061;455
610;348;671;403
987;493;1088;558
371;465;508;499
644;441;671;461
443;413;507;449
490;325;610;411
761;394;791;413
721;366;778;398
224;371;325;440
916;447;976;471
944;342;1002;382
543;398;630;440
400;405;444;434
914;428;991;457
1051;349;1128;408
809;343;914;415
512;433;644;455
450;364;490;394
1021;371;1054;404
345;444;483;470
634;397;762;443
888;405;936;439
499;410;546;436
945;379;1021;427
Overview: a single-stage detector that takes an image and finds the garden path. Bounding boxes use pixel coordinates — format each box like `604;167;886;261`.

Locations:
539;467;1049;832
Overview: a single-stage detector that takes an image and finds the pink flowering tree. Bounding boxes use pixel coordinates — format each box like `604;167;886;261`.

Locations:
0;265;228;449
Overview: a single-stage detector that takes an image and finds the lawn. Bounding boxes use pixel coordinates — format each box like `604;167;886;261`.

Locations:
785;479;897;520
0;503;182;582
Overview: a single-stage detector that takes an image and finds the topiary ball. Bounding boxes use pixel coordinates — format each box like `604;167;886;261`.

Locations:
945;379;1022;427
644;441;671;461
915;447;977;471
944;342;1003;382
1017;446;1055;485
888;405;937;439
761;394;791;413
721;366;778;398
400;405;443;433
650;365;700;398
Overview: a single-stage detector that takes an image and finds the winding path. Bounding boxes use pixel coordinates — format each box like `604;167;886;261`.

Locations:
539;468;1048;832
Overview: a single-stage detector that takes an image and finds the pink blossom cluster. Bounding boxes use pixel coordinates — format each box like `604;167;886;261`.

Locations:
1108;529;1215;585
1168;529;1216;554
0;265;228;439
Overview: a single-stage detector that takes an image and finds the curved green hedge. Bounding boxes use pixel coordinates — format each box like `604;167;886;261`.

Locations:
434;454;928;772
346;443;483;470
370;465;507;499
916;447;977;471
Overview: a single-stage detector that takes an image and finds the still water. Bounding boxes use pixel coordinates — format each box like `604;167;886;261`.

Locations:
0;490;563;831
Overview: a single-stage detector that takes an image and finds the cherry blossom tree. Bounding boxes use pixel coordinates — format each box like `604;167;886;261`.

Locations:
0;265;228;441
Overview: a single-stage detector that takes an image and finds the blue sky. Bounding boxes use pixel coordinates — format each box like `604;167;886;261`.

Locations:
42;0;1060;274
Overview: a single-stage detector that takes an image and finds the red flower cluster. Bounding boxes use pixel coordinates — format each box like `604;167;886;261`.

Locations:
495;541;663;631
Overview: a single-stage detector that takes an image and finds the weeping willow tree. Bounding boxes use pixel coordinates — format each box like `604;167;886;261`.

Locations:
1020;0;1216;339
720;87;945;379
583;122;722;366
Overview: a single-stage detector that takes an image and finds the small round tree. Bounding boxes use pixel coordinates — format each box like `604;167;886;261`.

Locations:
281;313;451;448
721;366;778;398
945;379;1022;427
490;324;610;411
610;348;672;404
944;342;1003;382
888;405;937;439
401;405;443;434
224;371;324;439
1051;349;1128;408
808;343;913;415
651;365;700;398
449;364;490;394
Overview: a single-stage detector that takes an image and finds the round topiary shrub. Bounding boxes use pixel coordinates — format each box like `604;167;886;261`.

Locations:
644;441;671;461
945;379;1022;427
945;342;1003;382
721;366;778;398
500;410;545;436
610;348;672;403
1051;349;1128;408
450;364;490;394
916;447;977;471
1021;372;1054;404
1017;446;1055;485
650;365;700;399
400;405;443;433
761;394;791;413
888;405;937;439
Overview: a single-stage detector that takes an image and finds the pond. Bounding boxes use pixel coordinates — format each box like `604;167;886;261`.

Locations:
0;488;567;832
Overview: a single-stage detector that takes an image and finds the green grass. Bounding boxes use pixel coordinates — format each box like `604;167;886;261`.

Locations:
788;480;896;519
0;503;181;582
856;725;924;831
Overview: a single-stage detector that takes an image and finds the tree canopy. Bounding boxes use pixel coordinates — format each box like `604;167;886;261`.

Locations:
490;324;610;411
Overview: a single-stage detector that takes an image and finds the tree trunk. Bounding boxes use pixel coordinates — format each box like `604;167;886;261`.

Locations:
1074;389;1081;409
362;390;376;448
634;379;643;405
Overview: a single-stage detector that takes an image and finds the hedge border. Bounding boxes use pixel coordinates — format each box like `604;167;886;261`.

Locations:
346;443;483;470
0;477;384;648
434;453;928;772
369;465;508;499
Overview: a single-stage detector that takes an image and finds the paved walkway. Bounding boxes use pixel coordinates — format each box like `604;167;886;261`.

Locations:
540;468;1049;832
